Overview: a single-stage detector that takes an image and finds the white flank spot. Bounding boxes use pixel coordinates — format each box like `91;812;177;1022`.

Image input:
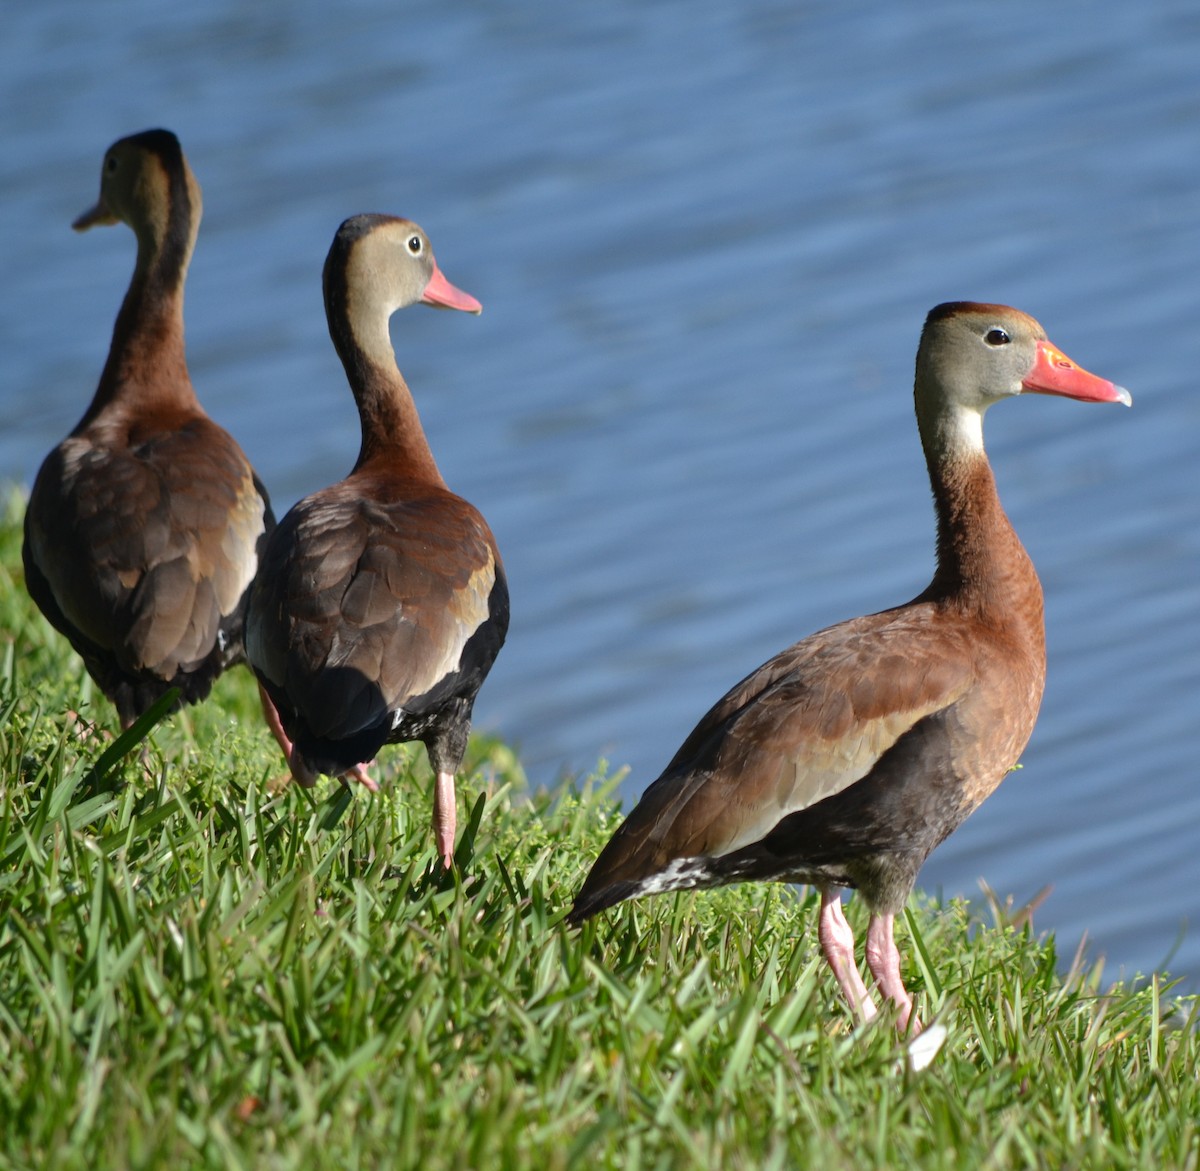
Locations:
390;707;407;730
635;856;710;898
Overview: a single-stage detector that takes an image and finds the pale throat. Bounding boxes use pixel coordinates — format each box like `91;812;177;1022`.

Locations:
922;399;986;463
347;299;401;372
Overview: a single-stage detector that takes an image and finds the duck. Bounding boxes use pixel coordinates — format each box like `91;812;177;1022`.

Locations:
568;302;1130;1034
23;129;274;730
246;214;508;869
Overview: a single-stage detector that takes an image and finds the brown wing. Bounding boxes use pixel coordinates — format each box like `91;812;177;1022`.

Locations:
24;412;271;714
571;604;985;913
247;476;504;746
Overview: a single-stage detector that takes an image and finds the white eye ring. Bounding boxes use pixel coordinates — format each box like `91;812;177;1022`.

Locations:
984;327;1010;346
407;235;423;255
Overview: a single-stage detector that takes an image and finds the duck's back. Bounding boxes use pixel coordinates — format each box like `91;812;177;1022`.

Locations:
248;470;508;772
24;403;272;719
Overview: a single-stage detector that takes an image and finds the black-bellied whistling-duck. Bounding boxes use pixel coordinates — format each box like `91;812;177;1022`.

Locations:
23;129;274;730
569;303;1130;1034
246;214;508;869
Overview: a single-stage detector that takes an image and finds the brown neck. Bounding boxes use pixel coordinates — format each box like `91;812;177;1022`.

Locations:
324;262;445;484
921;447;1044;638
77;186;200;430
346;354;445;481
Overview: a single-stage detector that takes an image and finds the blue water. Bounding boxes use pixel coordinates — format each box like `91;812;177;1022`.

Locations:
2;0;1198;989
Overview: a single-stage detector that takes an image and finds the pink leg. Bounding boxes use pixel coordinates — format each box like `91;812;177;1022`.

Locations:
817;889;878;1023
432;770;456;869
865;913;921;1034
258;681;293;759
66;711;107;742
340;761;379;792
257;681;379;792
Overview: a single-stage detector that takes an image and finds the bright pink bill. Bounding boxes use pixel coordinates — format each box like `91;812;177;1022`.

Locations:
1022;339;1131;406
421;265;482;315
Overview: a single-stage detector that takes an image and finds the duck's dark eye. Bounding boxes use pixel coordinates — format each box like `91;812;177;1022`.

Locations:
984;327;1010;346
104;154;118;175
407;235;422;255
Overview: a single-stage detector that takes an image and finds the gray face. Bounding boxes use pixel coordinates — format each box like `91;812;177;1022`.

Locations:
343;219;437;320
916;304;1046;414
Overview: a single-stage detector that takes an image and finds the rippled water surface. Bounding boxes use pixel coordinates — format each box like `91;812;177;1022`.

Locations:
2;0;1197;986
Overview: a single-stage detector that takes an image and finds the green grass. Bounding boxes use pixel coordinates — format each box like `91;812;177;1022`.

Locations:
0;489;1197;1170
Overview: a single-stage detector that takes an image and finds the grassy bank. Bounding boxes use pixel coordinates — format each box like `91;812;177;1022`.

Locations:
0;492;1196;1170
